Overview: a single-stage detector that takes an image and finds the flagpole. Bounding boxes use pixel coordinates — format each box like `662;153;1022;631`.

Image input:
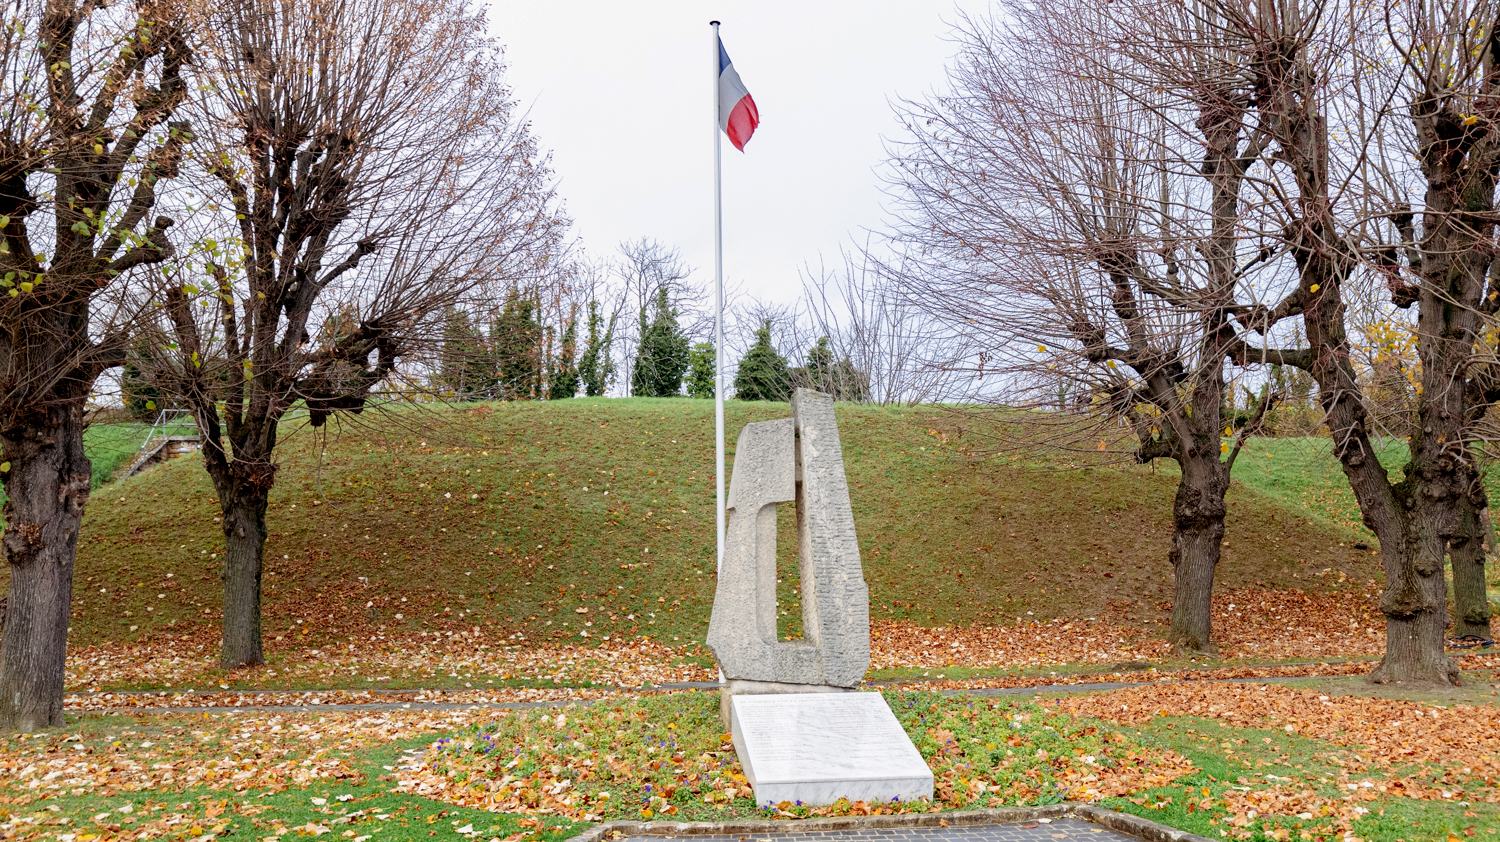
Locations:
711;20;726;581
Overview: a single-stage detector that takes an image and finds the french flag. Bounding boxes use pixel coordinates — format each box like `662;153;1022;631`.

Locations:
718;39;759;151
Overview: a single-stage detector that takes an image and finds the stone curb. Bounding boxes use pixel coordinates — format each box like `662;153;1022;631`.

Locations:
562;804;1212;842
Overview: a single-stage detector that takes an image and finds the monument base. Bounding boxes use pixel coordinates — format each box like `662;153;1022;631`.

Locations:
719;678;853;726
729;692;934;808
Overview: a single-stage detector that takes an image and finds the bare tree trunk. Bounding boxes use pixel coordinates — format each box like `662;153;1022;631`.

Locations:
220;482;269;669
1369;522;1460;684
0;404;90;730
1451;498;1493;640
1167;458;1228;655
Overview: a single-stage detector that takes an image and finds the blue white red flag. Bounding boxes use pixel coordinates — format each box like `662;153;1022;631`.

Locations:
717;39;759;151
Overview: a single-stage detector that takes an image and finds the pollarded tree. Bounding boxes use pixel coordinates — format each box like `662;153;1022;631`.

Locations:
1235;0;1500;682
885;0;1294;654
147;0;566;668
0;0;196;730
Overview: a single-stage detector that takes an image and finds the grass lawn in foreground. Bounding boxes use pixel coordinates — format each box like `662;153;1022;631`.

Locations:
7;676;1495;841
365;679;1500;841
0;712;578;842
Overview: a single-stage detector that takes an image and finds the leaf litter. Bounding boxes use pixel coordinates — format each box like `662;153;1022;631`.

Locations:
64;587;1396;698
1050;680;1500;839
405;691;1195;822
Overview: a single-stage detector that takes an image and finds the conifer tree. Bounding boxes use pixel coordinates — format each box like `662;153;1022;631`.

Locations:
687;342;716;398
492;292;543;399
549;310;580;399
122;340;171;420
579;300;616;397
791;336;870;402
438;308;493;398
734;321;792;401
631;288;691;397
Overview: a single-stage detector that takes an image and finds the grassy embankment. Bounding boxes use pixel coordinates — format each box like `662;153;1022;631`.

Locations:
23;398;1387;656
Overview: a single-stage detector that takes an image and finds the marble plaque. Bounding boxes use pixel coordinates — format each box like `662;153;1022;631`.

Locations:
729;692;933;808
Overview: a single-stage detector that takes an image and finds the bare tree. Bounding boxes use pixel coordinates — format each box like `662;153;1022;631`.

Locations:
610;238;701;395
883;1;1296;654
140;0;566;668
802;249;974;405
907;0;1495;682
0;0;194;729
1240;0;1500;683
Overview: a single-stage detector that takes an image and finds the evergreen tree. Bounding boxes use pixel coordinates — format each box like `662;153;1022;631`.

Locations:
630;305;649;396
806;335;834;387
437;307;493;398
121;339;168;420
687;342;716;398
734;320;792;401
828;356;870;402
579;300;616;397
631;288;691;397
790;335;870;402
549;309;580;399
492;292;543;399
1269;362;1315;408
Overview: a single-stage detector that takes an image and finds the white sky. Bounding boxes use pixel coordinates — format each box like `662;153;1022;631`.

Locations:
486;1;964;306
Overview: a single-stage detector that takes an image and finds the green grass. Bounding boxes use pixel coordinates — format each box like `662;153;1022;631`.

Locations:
427;690;1183;820
422;686;1499;839
1098;713;1500;841
1233;436;1500;606
13;688;1490;842
1230;437;1416;537
0;420;185;510
1236;435;1500;539
0;715;578;842
83;421;196;484
31;398;1385;652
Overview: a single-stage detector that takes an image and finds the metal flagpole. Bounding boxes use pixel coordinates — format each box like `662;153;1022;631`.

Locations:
711;20;727;688
711;20;726;579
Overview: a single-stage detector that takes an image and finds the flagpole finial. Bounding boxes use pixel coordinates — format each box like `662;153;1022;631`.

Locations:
710;20;720;25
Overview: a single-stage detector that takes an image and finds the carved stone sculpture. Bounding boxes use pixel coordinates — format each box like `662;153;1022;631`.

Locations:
706;389;869;718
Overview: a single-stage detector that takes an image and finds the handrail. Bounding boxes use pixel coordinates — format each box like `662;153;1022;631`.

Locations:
137;408;196;456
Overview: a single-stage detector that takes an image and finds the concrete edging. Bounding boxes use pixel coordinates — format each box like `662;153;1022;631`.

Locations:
563;803;1213;842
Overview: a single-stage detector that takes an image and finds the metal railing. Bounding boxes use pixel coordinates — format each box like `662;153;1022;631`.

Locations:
137;408;198;457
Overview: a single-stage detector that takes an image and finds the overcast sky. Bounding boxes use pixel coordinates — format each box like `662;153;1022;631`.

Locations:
486;1;965;307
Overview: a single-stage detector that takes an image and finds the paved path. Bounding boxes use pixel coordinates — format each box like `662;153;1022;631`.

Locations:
66;652;1499;716
622;818;1135;842
66;675;1324;716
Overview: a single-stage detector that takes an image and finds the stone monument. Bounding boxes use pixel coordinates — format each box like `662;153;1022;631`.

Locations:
706;388;932;808
706;388;870;707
